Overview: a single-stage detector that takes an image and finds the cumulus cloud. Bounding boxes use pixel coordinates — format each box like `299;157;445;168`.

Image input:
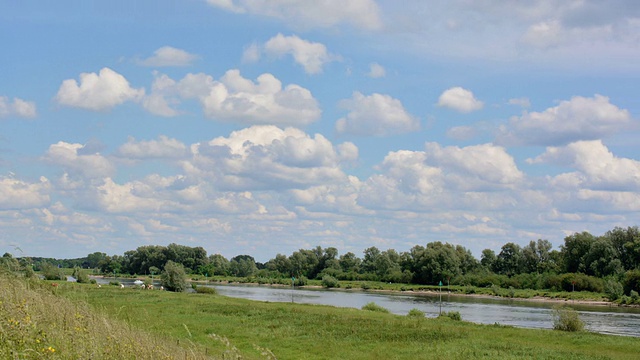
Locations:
425;142;523;188
0;96;37;118
359;142;525;211
0;176;50;210
367;63;386;78
497;95;631;146
142;70;321;126
55;68;144;111
528;140;640;191
186;125;356;190
116;136;188;160
43;141;115;179
336;92;420;136
260;33;336;74
138;46;199;67
437;87;483;113
205;0;382;30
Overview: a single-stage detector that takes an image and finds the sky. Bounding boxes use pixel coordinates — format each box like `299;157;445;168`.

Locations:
1;0;639;262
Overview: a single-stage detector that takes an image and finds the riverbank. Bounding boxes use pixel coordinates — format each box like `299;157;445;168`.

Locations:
64;282;640;359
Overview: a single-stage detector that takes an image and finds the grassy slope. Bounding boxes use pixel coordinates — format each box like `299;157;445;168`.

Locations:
63;284;639;360
0;274;214;359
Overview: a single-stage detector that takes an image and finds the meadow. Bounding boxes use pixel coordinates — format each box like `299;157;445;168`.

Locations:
3;271;639;359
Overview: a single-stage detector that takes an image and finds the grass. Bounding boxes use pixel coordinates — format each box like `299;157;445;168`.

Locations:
0;272;214;359
58;282;640;359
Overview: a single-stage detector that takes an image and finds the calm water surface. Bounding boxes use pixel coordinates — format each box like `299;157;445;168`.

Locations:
209;284;640;337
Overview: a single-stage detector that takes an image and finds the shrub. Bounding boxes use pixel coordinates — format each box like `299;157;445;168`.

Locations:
109;280;120;286
552;306;584;332
623;269;640;295
604;278;624;301
439;311;462;321
361;282;371;290
72;266;90;283
41;262;65;281
630;290;639;303
361;302;389;313
407;308;425;318
161;260;188;292
294;276;308;286
321;275;340;288
194;286;217;295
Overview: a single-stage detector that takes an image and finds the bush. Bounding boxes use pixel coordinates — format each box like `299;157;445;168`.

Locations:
407;308;425;318
361;302;389;313
72;266;90;283
294;275;308;286
109;281;120;286
630;290;639;303
361;282;371;290
194;286;217;295
552;306;584;332
161;260;188;292
623;269;640;295
439;311;462;321
321;275;340;288
604;278;624;301
41;262;66;281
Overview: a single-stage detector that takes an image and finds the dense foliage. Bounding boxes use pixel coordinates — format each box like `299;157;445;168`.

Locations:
16;226;640;298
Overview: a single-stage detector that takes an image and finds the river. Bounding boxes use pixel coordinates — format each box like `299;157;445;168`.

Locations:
93;277;640;337
209;284;640;337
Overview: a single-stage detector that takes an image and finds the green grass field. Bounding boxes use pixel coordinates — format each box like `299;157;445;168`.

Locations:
56;282;639;360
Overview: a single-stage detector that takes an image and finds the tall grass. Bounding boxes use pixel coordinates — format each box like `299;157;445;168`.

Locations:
0;272;214;359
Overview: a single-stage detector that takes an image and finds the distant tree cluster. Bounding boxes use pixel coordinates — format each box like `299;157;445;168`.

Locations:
16;226;640;297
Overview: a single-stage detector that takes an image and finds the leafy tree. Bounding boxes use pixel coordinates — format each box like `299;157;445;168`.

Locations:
561;232;595;273
339;252;361;273
41;262;66;281
495;243;523;276
72;266;90;283
161;260;188;292
409;242;460;284
480;249;497;270
606;226;640;271
229;255;257;277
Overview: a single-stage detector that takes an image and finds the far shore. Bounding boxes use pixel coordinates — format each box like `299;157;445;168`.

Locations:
90;275;635;308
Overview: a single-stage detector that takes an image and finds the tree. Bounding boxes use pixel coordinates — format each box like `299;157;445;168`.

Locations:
495;243;523;276
229;255;257;277
161;260;188;292
561;232;595;273
361;246;381;274
339;252;361;273
41;262;66;281
409;242;460;284
481;249;497;271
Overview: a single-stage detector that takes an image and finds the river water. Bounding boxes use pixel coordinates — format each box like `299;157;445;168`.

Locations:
209;284;640;337
93;278;640;337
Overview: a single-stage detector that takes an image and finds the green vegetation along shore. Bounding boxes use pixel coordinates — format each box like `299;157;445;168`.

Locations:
3;266;640;359
63;280;638;359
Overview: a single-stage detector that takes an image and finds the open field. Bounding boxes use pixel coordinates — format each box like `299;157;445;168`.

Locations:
57;281;640;360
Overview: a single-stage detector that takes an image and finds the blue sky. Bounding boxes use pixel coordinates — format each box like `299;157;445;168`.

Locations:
1;0;639;262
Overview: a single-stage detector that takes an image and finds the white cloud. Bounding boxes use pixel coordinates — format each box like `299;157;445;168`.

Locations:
205;0;382;30
142;72;180;117
142;70;321;126
336;92;420;136
497;95;631;146
241;42;261;63
262;34;336;74
508;97;531;108
0;96;37;118
0;176;50;210
529;140;640;191
138;46;199;67
43;141;115;179
55;68;144;111
187;125;355;190
425;142;524;188
367;63;386;78
116;136;188;160
437;87;483;113
189;69;321;126
446;126;477;141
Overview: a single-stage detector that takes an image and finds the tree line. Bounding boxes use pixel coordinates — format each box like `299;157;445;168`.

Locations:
19;226;640;296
